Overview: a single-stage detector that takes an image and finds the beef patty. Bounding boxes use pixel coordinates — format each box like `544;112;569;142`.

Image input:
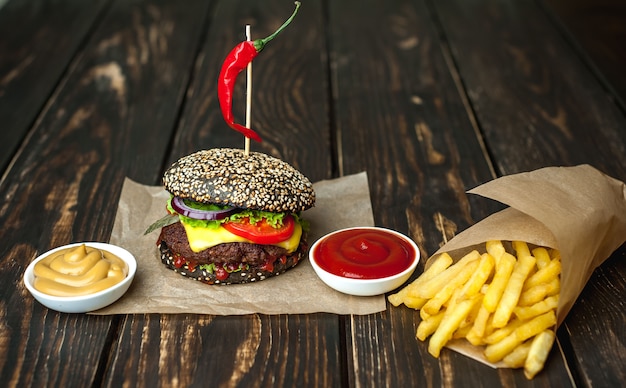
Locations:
159;222;291;266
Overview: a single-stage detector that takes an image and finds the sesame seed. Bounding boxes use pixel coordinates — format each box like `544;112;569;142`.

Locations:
163;148;315;212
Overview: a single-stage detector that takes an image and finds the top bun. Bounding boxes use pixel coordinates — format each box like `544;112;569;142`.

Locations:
163;148;315;213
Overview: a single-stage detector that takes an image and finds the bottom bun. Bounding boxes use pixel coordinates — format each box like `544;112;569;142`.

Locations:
158;241;307;285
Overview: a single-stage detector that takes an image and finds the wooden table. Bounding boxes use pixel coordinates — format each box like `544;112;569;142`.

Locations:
2;0;625;386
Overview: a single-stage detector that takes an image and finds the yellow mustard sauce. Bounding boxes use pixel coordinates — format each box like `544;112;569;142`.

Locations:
33;244;128;296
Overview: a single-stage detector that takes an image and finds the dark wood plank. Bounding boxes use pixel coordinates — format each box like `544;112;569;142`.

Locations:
542;0;626;109
434;0;626;179
3;0;623;386
0;0;109;173
106;313;342;386
558;245;626;387
0;0;210;385
167;0;331;181
326;0;572;386
434;0;626;386
103;0;340;386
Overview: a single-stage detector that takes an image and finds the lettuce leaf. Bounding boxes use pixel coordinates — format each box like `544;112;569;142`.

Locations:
146;196;308;232
180;209;290;229
143;213;179;235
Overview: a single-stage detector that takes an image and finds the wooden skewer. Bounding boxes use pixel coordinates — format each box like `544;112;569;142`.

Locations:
244;24;252;156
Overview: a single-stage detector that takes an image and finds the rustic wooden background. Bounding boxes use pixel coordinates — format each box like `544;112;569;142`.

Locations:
0;0;624;386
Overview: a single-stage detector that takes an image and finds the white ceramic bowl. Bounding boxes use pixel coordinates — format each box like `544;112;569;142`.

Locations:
309;227;420;296
23;242;137;313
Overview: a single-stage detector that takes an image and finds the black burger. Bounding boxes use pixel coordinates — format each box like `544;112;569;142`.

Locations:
145;148;316;285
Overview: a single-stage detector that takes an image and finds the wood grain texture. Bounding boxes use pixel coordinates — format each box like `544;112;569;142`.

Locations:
0;0;210;385
328;0;498;242
435;0;626;386
0;0;109;173
433;0;626;179
105;314;343;387
1;0;625;386
101;0;340;386
169;0;331;182
542;0;626;108
557;246;626;386
326;0;559;386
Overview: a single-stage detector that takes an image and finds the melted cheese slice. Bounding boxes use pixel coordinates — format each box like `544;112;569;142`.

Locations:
181;221;302;253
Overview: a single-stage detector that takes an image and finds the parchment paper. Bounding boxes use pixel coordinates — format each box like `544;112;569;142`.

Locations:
428;164;626;367
94;171;387;315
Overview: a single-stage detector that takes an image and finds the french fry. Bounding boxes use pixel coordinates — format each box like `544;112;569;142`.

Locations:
486;240;506;264
483;252;516;312
452;323;473;340
420;306;432;321
460;294;484;329
465;330;484;347
423;288;460;342
428;295;480;357
388;252;453;307
465;330;484;346
524;330;556;379
484;331;520;363
523;258;561;290
512;241;531;259
492;254;536;328
514;295;559;321
466;305;491;346
414;250;480;299
549;249;560;261
391;240;561;379
518;278;560;306
515;311;557;342
459;253;495;299
386;292;407;307
484;319;524;345
503;340;532;368
422;260;480;316
416;310;445;341
531;247;552;269
484;311;556;363
400;295;429;310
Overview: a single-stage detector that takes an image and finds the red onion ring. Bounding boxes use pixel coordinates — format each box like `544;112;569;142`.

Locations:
171;196;238;220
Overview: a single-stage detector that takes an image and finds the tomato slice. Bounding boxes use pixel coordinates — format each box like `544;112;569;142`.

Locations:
223;215;295;244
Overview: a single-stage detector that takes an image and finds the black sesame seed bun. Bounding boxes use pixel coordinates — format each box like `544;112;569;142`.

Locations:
156;148;315;285
163;148;315;212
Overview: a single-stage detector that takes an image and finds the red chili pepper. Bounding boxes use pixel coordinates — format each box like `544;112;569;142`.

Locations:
217;1;301;142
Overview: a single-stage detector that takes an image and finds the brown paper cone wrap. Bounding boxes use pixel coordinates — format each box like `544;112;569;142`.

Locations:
431;164;626;327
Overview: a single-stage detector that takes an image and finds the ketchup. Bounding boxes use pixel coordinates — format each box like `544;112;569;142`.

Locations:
313;228;415;279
